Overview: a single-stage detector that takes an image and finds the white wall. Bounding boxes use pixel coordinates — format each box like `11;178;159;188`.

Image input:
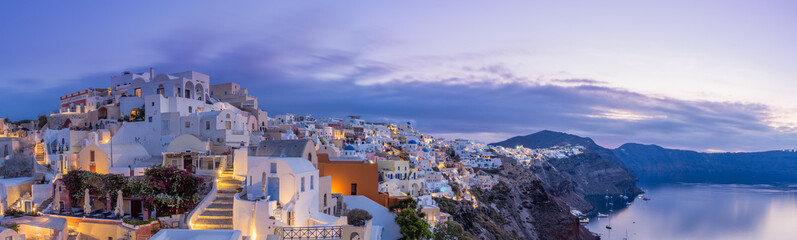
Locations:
31;182;53;205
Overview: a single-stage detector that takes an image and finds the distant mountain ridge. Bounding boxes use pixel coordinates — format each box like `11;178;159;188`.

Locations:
614;143;797;184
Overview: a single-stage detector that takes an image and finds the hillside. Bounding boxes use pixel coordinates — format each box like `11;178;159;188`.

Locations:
439;157;597;240
614;143;797;184
490;130;642;212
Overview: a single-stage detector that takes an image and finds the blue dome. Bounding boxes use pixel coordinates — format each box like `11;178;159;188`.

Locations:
344;145;356;151
422;148;430;152
408;140;417;144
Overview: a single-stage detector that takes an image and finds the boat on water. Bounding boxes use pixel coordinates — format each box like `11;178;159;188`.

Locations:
597;213;609;218
643;197;651;201
606;225;613;229
579;218;589;224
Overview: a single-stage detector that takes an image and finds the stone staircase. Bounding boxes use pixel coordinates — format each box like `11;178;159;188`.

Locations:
193;168;241;230
34;142;46;165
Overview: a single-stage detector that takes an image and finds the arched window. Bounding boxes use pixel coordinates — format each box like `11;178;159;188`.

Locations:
226;114;230;119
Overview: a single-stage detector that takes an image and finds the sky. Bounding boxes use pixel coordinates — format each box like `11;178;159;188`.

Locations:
1;1;796;152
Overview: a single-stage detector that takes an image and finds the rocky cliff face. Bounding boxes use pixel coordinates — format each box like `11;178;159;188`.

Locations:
440;157;596;240
491;130;641;212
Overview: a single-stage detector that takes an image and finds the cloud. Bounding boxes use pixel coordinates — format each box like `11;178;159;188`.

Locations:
3;21;796;153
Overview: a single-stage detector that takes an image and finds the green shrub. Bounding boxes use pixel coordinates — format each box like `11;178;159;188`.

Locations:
2;223;19;232
347;209;373;226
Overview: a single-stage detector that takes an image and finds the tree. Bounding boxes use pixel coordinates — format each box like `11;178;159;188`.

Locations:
389;198;419;213
434;221;475;240
396;208;432;240
347;209;373;226
392;198;431;239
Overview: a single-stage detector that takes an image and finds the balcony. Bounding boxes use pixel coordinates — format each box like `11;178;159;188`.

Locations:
273;226;342;240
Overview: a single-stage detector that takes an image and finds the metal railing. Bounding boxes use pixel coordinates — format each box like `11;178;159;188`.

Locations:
274;226;342;240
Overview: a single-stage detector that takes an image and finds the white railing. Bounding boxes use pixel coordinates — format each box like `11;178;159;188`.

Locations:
186;176;217;229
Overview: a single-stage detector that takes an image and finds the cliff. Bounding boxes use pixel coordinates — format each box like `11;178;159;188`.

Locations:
439;157;597;240
491;130;641;212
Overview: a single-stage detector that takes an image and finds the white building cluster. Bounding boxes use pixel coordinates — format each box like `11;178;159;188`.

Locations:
491;144;585;166
0;68;531;240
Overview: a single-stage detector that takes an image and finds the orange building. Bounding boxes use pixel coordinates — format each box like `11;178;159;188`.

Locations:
317;153;398;207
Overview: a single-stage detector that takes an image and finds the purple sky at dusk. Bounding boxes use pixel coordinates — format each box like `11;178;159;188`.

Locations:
1;1;796;152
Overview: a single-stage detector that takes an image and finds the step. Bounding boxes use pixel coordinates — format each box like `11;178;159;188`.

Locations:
216;192;235;198
192;224;233;230
212;198;233;204
192;222;233;230
218;179;241;184
199;210;233;218
206;203;233;211
193;218;233;228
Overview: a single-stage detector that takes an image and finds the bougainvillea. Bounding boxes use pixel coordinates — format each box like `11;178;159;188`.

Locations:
61;166;205;213
144;166;203;210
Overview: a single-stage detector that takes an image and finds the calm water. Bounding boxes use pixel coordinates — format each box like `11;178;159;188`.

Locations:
586;183;797;240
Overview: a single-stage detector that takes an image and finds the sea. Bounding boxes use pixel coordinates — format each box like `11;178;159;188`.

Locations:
585;183;797;240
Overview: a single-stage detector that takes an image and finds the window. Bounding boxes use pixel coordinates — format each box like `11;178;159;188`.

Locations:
185;122;190;128
148;117;152;123
324;193;327;207
301;177;305;192
90;150;95;162
310;175;314;190
205;121;210;130
134;88;141;97
151;102;155;106
351;184;357;195
270;163;277;173
188;106;192;113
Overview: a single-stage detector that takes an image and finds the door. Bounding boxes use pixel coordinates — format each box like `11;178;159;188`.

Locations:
351;184;357;195
90;150;96;173
267;177;280;201
183;155;194;173
130;200;141;218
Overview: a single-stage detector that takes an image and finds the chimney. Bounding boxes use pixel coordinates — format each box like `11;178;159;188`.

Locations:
149;67;154;80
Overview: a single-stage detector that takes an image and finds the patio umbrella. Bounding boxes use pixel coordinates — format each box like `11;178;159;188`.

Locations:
83;188;91;214
115;190;124;216
53;186;60;212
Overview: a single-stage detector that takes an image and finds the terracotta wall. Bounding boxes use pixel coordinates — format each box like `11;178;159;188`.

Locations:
317;154;390;207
